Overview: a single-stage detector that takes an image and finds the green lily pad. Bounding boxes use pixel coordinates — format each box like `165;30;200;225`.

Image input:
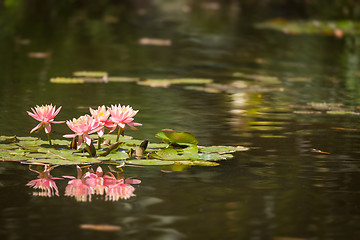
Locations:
108;77;140;82
106;151;129;160
156;148;183;160
200;145;249;154
156;129;198;145
173;160;219;167
126;159;175;166
50;77;85;84
138;78;213;88
0;153;30;161
73;71;108;78
183;145;198;154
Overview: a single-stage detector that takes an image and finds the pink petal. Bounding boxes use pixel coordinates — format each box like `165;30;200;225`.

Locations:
97;128;104;137
83;134;92;146
30;122;44;133
27;111;42;122
44;123;51;134
63;134;77;138
52;120;65;124
54;106;62;117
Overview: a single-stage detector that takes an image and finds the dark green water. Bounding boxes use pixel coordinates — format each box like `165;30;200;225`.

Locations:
1;1;360;239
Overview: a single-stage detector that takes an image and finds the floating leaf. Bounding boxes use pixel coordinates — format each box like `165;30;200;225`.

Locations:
183;145;198;154
50;77;85;84
138;78;213;88
156;129;198;145
73;71;108;78
108;77;139;82
107;151;129;160
184;153;234;161
174;160;219;167
156;148;181;160
127;159;175;166
200;145;249;153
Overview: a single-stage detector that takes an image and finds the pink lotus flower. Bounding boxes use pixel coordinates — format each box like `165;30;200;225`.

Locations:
63;115;101;149
64;166;92;202
89;105;113;137
108;104;142;141
26;165;61;197
108;104;142;130
27;104;64;134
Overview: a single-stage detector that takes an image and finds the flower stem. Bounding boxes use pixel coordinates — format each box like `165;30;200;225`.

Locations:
97;136;103;149
47;133;52;146
85;142;96;157
116;127;124;142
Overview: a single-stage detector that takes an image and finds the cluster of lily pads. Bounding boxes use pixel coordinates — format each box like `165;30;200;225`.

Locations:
0;104;248;167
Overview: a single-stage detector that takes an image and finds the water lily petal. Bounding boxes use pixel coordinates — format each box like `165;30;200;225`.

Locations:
83;134;92;146
30;122;44;133
44;122;51;134
63;134;78;138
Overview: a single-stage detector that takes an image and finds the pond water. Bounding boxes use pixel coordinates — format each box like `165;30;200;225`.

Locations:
1;1;360;240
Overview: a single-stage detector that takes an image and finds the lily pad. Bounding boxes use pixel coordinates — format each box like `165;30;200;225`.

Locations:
200;145;249;153
156;148;185;160
73;71;108;78
156;129;198;145
50;77;85;84
138;78;213;88
127;159;175;166
108;77;140;82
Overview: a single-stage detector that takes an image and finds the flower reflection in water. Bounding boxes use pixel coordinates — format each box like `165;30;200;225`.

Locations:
64;165;141;202
26;164;140;201
26;165;61;197
64;165;92;202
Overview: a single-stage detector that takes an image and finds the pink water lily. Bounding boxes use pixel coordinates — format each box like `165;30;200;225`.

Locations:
108;104;142;130
89;105;113;137
27;104;64;134
26;165;61;197
63;115;102;149
108;104;142;141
